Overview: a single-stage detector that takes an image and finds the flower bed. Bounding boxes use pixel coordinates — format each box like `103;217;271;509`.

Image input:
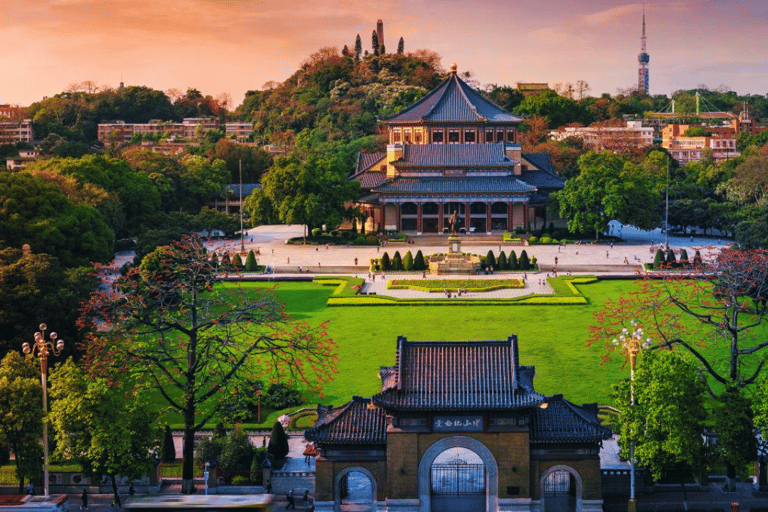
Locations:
387;278;524;292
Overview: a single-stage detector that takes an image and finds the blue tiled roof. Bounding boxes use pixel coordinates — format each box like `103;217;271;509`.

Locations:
394;143;517;168
221;183;261;197
383;73;524;124
354;170;388;189
531;394;613;444
373;176;535;195
305;396;386;445
355;152;385;174
522;153;554;173
520;153;565;190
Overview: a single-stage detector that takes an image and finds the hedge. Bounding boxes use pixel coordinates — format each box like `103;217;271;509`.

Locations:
312;276;365;297
387;278;524;292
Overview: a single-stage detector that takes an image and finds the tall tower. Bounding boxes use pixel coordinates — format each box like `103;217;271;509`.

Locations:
376;19;385;54
638;4;650;94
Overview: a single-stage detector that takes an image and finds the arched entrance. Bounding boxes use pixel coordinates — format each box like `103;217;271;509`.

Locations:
431;447;485;512
418;436;498;512
540;465;582;512
334;466;376;512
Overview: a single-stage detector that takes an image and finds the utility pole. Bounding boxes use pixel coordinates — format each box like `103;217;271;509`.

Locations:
239;160;244;253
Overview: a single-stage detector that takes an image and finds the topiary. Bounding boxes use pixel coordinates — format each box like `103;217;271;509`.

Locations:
232;253;244;268
161;425;176;463
210;252;219;268
679;249;689;265
519;250;530;270
693;250;702;266
497;251;507;270
392;251;403;271
245;250;258;271
666;249;677;266
403;251;414;271
267;421;289;462
509;251;519;270
653;249;665;269
381;252;391;271
414;250;426;271
486;250;496;269
220;252;231;268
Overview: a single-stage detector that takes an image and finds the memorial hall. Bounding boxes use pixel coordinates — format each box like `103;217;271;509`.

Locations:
305;335;611;512
352;65;565;234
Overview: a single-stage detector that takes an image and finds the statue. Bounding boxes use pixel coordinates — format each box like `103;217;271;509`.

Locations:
449;210;458;235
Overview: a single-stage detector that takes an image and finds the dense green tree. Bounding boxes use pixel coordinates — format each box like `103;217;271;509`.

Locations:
555;151;659;239
509;251;519;270
486;250;496;269
712;388;755;487
372;31;379;56
245;250;258;271
397;37;404;54
49;360;160;507
519;250;530;270
244;156;359;238
0;352;43;493
380;252;391;271
484;85;524;114
614;350;707;506
0;173;114;267
0;247;94;360
80;237;336;493
211;138;272;183
513;89;594;128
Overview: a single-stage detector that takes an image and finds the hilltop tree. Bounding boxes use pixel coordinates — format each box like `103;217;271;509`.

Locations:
354;35;362;60
397;37;404;54
372;31;379;56
80;236;337;492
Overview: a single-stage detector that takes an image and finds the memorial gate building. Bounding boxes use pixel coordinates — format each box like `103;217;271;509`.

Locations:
305;335;611;512
352;64;565;234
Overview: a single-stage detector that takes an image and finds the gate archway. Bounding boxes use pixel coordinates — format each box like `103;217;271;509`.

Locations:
334;466;376;512
417;436;498;512
539;465;582;512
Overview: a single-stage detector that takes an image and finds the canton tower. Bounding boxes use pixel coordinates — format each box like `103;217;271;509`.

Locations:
638;4;650;94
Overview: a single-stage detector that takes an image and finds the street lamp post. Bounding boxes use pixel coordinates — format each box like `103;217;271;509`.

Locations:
613;321;651;512
22;323;64;497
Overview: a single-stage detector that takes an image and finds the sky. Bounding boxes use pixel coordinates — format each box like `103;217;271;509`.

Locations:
1;0;767;108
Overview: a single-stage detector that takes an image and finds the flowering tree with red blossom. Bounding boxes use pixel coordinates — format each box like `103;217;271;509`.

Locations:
589;248;768;485
79;236;337;493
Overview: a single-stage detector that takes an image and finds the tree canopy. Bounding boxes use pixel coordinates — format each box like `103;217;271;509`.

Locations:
79;236;337;492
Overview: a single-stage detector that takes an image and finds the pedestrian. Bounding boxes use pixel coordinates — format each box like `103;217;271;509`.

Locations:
610;242;614;249
26;482;34;495
303;490;309;505
318;261;321;268
129;483;135;496
286;489;295;509
354;257;358;266
287;257;290;264
315;247;318;251
266;480;272;494
606;251;609;258
272;248;274;255
81;488;88;510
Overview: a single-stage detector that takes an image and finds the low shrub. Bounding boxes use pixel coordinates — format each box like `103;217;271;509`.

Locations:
231;476;249;486
540;237;552;244
354;235;366;245
528;236;539;244
311;228;322;237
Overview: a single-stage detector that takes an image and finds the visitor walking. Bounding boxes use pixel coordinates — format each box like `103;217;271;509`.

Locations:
286;489;296;509
81;488;88;510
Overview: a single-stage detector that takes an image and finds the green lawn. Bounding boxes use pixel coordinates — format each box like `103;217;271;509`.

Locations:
241;279;639;408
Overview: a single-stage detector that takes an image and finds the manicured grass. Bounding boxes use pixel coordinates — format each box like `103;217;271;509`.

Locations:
236;279;638;408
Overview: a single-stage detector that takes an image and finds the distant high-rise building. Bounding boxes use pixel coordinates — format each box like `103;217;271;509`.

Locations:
638;5;650;94
376;19;385;54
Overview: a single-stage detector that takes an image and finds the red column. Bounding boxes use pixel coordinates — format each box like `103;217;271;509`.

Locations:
508;202;514;231
396;203;401;232
486;202;492;234
417;203;423;234
465;202;471;233
524;202;530;231
379;204;386;233
438;203;444;233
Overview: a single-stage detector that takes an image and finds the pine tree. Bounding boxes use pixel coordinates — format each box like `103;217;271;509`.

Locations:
414;250;426;271
161;425;176;463
245;250;258;271
232;252;243;268
653;248;665;268
403;251;414;271
372;30;379;56
679;249;689;265
519;250;530;270
666;249;677;266
397;37;404;54
497;251;507;270
220;252;231;269
392;251;402;271
341;44;350;57
354;34;362;60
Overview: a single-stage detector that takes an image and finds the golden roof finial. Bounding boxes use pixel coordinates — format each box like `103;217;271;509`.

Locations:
450;62;458;74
